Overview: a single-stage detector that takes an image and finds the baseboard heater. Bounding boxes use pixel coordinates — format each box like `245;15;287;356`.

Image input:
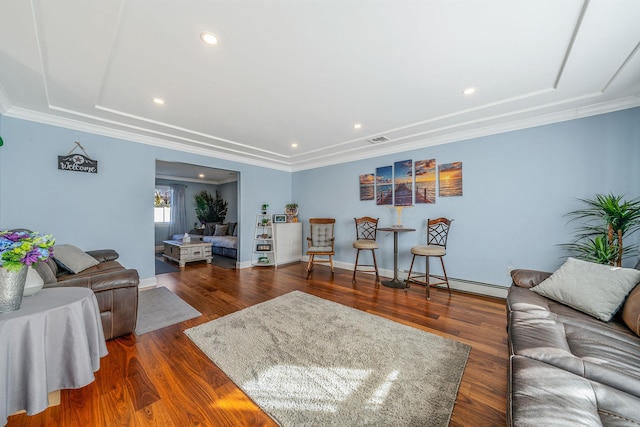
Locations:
401;271;508;299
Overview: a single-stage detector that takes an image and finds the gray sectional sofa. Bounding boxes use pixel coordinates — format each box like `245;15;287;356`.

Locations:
173;221;237;259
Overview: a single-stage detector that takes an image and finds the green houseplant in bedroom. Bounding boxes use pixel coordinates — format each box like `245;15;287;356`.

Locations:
562;193;640;266
194;190;228;224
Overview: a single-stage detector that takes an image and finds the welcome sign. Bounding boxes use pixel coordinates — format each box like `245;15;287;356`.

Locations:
58;142;98;173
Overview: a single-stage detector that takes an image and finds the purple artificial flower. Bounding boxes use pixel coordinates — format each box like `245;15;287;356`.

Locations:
21;249;41;266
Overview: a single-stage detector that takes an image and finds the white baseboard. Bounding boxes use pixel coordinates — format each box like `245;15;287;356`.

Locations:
139;276;157;290
301;255;508;299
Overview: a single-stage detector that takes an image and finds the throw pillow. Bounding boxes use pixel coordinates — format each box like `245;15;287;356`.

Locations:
226;222;237;236
53;244;99;274
204;222;220;236
622;284;640;336
530;257;640;322
214;224;228;236
233;225;238;236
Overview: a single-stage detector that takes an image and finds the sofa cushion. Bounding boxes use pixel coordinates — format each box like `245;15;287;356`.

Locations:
53;244;100;274
214;224;228;236
508;308;640;399
226;222;237;236
204;222;220;236
622;284;640;337
530;257;640;321
509;355;640;426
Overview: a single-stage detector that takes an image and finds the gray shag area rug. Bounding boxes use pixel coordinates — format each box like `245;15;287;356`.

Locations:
136;287;201;335
185;291;470;426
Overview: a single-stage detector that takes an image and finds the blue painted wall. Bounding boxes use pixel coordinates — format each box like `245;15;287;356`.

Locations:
293;107;640;286
0;116;292;281
1;108;638;286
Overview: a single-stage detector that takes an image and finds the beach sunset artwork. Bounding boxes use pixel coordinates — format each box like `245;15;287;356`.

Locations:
414;159;436;204
439;162;463;197
376;166;393;205
394;159;413;206
359;173;375;201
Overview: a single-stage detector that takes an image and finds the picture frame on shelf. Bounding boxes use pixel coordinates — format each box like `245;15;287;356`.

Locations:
273;214;286;223
256;243;272;251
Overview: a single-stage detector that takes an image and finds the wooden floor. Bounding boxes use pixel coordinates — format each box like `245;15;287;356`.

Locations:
7;261;508;426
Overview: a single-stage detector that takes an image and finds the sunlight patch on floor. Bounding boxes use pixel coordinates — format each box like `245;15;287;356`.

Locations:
242;365;374;412
366;370;400;410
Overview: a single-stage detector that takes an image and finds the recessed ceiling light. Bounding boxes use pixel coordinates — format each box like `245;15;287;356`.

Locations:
291;143;298;148
462;87;476;96
153;97;165;105
353;123;362;129
200;32;219;45
198;173;205;178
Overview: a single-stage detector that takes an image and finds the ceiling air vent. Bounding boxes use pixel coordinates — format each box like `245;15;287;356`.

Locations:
367;136;390;144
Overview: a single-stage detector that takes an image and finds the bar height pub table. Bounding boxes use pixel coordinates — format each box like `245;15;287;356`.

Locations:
378;226;416;288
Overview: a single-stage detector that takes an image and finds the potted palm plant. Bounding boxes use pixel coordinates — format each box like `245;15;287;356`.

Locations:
194;190;228;224
561;193;640;266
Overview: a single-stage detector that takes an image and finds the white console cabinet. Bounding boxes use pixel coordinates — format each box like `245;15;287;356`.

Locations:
274;222;302;265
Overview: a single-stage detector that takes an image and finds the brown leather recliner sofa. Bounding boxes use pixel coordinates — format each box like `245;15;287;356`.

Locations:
34;249;139;340
506;267;640;426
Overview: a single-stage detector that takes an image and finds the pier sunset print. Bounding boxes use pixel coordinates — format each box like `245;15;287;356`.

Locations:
438;162;463;197
359;173;374;200
414;159;436;204
394;160;412;206
375;166;393;205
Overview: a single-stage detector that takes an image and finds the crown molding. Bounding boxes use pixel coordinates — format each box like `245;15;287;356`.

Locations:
290;96;640;172
3;107;294;172
4;96;639;174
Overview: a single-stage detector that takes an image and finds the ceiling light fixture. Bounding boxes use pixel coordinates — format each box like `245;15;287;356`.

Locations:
353;123;362;129
200;32;219;45
462;87;476;96
153;97;165;105
198;173;205;178
291;143;298;148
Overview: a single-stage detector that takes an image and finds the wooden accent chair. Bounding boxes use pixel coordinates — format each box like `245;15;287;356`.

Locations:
405;217;453;299
352;217;380;284
306;218;336;278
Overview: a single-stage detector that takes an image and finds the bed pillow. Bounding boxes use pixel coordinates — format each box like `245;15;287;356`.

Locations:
214;224;228;236
226;222;237;236
53;244;99;274
530;257;640;321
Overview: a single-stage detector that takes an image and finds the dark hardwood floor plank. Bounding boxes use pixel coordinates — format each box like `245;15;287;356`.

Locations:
7;261;508;426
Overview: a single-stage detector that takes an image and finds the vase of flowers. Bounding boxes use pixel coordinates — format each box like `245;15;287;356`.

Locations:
0;230;55;312
285;203;298;223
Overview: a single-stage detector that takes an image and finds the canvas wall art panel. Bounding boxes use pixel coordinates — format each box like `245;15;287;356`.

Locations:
414;159;436;204
376;166;393;205
439;162;463;197
359;173;374;201
394;160;412;206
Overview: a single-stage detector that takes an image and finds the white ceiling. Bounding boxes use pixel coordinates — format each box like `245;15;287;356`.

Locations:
1;0;639;172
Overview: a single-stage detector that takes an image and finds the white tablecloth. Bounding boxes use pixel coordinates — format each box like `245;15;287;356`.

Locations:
0;287;108;426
